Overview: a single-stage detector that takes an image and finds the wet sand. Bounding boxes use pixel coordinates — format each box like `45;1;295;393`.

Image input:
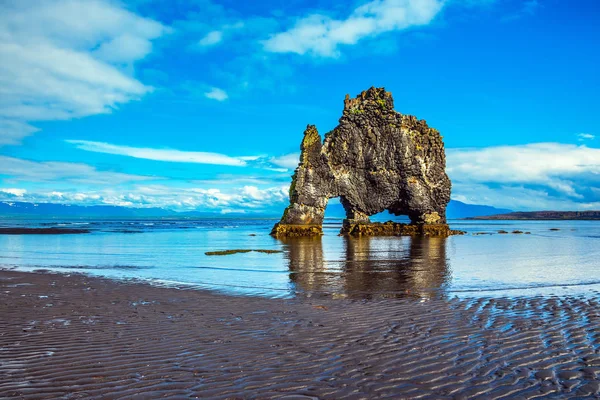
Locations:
2;270;600;399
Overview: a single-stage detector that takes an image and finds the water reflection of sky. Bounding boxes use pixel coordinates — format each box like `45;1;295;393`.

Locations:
1;219;599;299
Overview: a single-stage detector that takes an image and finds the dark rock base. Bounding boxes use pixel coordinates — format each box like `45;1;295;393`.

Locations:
271;222;466;238
340;221;466;237
270;223;323;237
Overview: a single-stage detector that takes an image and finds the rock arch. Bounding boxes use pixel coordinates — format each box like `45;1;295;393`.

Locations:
271;87;455;237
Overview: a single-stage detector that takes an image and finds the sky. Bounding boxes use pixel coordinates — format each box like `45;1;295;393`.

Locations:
0;0;599;214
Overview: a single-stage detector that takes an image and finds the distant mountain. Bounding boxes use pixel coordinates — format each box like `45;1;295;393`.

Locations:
446;200;512;219
324;200;512;220
469;211;600;220
0;201;279;219
0;200;512;220
0;202;177;218
177;210;279;219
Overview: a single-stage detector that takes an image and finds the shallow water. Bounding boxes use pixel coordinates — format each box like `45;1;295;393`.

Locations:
0;218;599;299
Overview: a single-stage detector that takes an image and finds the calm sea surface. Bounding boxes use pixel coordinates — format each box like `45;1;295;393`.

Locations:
1;218;599;299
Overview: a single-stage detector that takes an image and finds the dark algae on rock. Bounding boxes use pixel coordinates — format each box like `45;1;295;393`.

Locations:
272;87;460;237
339;221;466;237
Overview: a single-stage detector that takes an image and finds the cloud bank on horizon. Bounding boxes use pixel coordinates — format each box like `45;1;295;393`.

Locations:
0;0;598;213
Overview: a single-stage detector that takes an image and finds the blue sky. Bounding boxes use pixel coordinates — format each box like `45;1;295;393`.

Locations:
0;0;599;213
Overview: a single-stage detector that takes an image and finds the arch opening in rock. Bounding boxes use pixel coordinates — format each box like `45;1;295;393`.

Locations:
369;210;410;224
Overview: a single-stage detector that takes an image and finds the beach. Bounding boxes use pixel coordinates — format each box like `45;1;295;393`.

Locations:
1;0;598;398
2;269;600;399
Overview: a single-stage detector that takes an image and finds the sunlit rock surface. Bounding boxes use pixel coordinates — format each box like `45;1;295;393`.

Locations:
272;87;456;237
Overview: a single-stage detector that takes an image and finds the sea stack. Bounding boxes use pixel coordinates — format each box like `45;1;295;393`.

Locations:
271;87;456;237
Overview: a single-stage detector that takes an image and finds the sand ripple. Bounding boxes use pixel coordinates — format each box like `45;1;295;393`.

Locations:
2;271;600;399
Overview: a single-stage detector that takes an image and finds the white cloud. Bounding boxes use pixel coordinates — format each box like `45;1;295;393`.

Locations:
221;208;247;214
263;0;444;57
204;87;229;101
0;188;26;197
0;183;290;212
66;140;304;171
447;143;600;209
451;182;600;211
93;33;155;63
135;184;289;210
198;30;223;47
270;153;300;170
193;174;288;186
0;156;154;185
578;133;595;141
190;21;246;51
0;120;40;146
0;0;170;146
67;140;247;166
447;143;600;186
241;185;266;200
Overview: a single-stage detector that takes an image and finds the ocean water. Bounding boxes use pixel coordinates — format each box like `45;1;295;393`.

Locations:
0;218;599;299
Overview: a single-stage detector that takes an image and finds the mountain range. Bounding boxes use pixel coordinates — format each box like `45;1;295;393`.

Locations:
0;200;512;220
468;211;600;220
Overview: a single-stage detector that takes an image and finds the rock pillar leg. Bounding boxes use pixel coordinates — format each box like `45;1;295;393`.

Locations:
340;209;371;235
270;203;325;237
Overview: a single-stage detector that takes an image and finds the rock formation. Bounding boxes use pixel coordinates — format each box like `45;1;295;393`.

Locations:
271;87;457;237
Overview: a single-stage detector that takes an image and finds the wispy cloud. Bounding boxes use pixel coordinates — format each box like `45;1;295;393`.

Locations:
502;0;540;21
204;87;229;101
0;0;170;146
0;156;155;185
193;173;291;186
67;140;247;167
447;142;600;208
66;140;306;171
270;153;300;170
578;133;595;141
189;20;245;51
0;120;39;146
198;30;223;47
263;0;444;57
522;0;540;15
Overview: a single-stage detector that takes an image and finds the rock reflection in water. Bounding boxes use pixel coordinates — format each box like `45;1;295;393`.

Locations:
281;236;450;299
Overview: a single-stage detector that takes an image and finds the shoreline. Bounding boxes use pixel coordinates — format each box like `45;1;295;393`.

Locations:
6;264;600;301
2;270;600;398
